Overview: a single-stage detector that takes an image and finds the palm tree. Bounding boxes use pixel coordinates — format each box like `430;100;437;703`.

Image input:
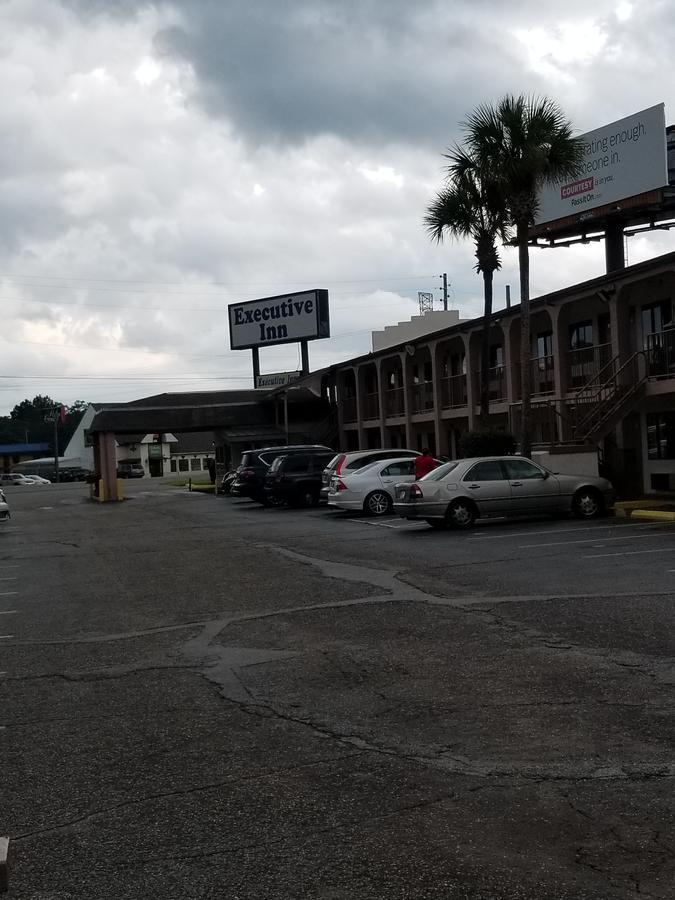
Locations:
462;95;583;457
425;148;510;423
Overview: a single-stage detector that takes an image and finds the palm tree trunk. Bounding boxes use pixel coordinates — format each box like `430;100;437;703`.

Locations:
479;268;493;425
517;220;532;458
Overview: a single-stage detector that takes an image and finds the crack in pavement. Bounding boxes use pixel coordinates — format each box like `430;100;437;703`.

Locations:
11;752;367;842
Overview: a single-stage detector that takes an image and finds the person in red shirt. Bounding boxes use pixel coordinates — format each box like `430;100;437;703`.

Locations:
414;448;437;481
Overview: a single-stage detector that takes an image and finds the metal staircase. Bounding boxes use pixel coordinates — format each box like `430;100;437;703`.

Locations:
520;350;648;450
569;350;647;443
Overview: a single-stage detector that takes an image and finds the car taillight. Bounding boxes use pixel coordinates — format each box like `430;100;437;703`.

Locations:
334;454;346;475
336;479;348;492
410;484;423;499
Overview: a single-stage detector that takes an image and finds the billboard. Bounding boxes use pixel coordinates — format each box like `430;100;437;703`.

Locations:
535;104;668;227
229;289;330;350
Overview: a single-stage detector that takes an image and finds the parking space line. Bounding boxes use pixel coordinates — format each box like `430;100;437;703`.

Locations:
0;635;14;640
520;531;675;550
472;521;672;541
0;611;16;615
0;577;17;581
584;548;675;558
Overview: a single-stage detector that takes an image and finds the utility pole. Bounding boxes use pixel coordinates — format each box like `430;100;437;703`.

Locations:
442;273;448;311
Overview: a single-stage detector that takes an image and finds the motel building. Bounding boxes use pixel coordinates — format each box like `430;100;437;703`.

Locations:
328;252;675;497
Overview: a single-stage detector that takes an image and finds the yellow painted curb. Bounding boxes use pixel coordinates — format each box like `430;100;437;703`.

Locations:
630;509;675;522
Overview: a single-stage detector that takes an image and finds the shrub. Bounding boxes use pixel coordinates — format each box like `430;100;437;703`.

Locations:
458;429;517;458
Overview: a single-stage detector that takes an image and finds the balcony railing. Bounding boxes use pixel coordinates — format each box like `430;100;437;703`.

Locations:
440;374;468;409
531;354;555;396
486;366;506;401
342;396;357;423
362;392;380;420
567;342;613;389
645;330;675;378
411;382;435;414
384;387;405;417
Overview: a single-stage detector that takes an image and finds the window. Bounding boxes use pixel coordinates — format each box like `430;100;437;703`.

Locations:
503;459;546;480
423;461;459;481
170;460;177;472
282;455;310;473
647;412;675;460
464;460;505;481
381;460;414;477
178;458;189;472
569;321;593;350
190;458;201;471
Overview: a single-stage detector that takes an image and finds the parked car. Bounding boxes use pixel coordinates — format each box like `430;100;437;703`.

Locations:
393;456;616;529
117;463;145;479
320;449;420;502
0;488;10;525
328;456;441;516
231;445;333;503
0;473;36;486
20;474;51;484
263;451;336;508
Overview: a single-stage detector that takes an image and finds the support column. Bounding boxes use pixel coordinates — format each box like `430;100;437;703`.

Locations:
605;223;625;273
354;365;366;449
97;432;122;502
549;306;566;442
401;352;414;449
375;358;386;447
429;340;444;456
463;335;476;431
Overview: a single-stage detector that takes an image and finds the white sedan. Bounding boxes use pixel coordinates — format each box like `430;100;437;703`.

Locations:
327;457;421;516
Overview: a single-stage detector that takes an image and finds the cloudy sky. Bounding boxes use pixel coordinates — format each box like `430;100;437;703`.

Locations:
1;0;674;414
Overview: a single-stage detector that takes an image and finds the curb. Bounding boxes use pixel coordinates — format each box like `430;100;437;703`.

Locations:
630;509;675;522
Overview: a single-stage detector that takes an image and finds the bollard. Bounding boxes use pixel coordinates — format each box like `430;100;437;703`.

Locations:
188;477;192;492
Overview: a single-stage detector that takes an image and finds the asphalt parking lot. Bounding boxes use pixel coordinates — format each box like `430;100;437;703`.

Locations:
1;479;674;898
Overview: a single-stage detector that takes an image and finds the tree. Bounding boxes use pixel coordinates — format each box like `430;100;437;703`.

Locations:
425;148;510;423
0;396;90;448
462;95;583;456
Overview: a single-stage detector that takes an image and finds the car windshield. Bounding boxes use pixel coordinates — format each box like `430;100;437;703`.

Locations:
325;454;340;470
421;460;459;481
269;456;285;472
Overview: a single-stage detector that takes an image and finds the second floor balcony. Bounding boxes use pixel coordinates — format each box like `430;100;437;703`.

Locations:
440;374;467;409
567;342;613;390
384;387;405;418
645;329;675;378
362;392;380;420
411;382;434;415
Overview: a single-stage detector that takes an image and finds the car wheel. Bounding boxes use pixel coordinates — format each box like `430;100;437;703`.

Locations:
364;490;392;517
447;499;476;529
572;487;603;519
426;518;448;530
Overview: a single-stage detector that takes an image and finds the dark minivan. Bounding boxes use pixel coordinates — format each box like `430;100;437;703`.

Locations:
230;445;333;505
263;451;335;508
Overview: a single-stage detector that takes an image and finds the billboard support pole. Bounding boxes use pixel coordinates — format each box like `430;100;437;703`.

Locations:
300;340;310;376
605;223;626;273
252;347;260;381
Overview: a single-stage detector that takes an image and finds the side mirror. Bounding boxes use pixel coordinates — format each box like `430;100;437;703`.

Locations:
542;471;550;479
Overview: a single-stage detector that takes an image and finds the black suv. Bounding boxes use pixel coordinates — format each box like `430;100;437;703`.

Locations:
263;451;336;508
230;445;332;504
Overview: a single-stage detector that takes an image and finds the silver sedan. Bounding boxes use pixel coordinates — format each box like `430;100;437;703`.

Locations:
328;456;420;516
0;489;10;525
393;456;616;529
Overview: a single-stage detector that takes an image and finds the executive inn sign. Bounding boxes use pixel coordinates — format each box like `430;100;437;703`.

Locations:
228;289;330;350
